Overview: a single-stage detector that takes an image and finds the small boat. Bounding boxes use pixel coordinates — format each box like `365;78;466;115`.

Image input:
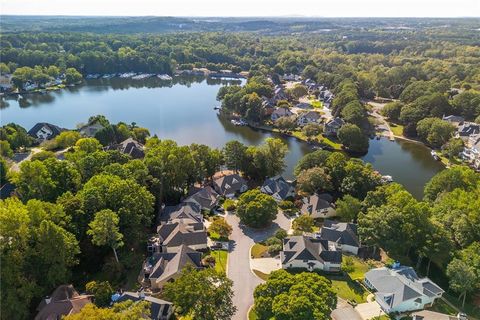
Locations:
213;106;221;110
431;150;440;161
381;175;393;183
157;74;173;80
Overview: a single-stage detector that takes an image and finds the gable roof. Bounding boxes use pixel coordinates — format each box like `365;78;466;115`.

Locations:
116;291;172;320
104;138;145;158
184;186;219;210
320;220;360;248
157;220;207;248
213;174;247;195
281;236;342;265
442;115;464;124
261;176;293;200
28;122;63;138
148;245;202;283
272;107;293;117
302;193;334;214
35;285;92;320
299;111;321;120
458;122;480;136
160;202;203;224
325;117;345;129
365;266;444;310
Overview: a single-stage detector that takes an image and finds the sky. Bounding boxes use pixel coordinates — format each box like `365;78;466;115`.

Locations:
0;0;479;17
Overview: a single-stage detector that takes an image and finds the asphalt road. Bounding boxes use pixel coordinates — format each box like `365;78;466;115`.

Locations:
225;211;291;320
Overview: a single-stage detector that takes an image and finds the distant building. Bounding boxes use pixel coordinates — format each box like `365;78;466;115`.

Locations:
184;186;220;211
28;122;63;141
271;107;294;122
260;176;295;201
35;285;92;320
364;266;444;313
115;291;173;320
442;115;464;126
457;122;480;138
213;173;248;198
104;138;145;158
319;220;361;255
301;193;336;219
280;236;342;272
160;202;204;225
0;74;13;91
324;117;344;136
297;111;321;127
78;121;105;137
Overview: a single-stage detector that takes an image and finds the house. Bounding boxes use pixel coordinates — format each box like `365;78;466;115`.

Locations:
457;122;480;138
104;138;145;158
213;173;248;198
261;96;275;116
324;117;345;136
272;86;288;103
144;244;203;289
282;74;301;81
271;107;294;121
0;74;13;91
78;121;105;137
184;186;220;211
364;266;444;313
35;285;92;320
160;202;204;224
260;176;295;201
297;111;321;127
156;220;207;251
115;291;172;320
319;220;361;255
411;310;458;320
461;134;480;169
442;115;465;126
301;193;336;219
28;122;63;141
23;81;38;91
280;236;342;272
295;102;312;109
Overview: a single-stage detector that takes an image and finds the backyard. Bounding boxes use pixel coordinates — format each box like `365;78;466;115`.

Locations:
212;250;228;274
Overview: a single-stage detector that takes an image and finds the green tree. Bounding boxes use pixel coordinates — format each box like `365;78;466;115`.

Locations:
424;166;479;202
12;160;56;201
381;101;403;121
446;259;477;308
416;118;455;148
87;209;124;263
338;124;369;153
54;131;81;149
292;215;314;233
163;266;236;320
236;189;277;228
341;100;367;127
65;67;83;84
302;123;323;140
442;137;464;159
294;150;331;176
64;300;151;320
296;167;333;194
223;140;247;173
75;137;102;153
275;116;297;132
336;195;362;222
0;140;13;158
208;217;233;240
85;280;114;307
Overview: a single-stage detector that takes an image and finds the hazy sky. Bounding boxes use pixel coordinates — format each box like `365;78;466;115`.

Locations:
1;0;479;17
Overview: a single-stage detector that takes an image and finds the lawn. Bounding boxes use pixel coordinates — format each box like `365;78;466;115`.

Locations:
429;298;458;315
251;244;268;259
252;269;270;281
389;122;404;136
310;100;323;108
248;308;259;320
330;278;369;303
211;250;228;274
344;256;371;280
320;136;343;150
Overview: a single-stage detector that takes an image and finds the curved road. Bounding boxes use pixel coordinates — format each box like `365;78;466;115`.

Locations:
225;211;291;320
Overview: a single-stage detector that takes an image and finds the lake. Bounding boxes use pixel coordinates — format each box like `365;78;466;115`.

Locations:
1;77;444;199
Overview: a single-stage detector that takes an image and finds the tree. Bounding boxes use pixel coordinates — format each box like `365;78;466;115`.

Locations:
12;160;56;201
442;137;464;159
287;84;308;100
87;209;124;263
416;118;455;148
294;150;331;176
0;140;13;158
292;215;314;233
85;281;114;307
253;270;336;320
340;160;381;199
208;217;233;240
302;123;323;139
296;167;333;194
336;195;362;222
64;301;151;320
338;124;369;153
253;138;288;179
341;100;367;127
446;259;477;308
275;116;297;132
54;131;81;149
75;137;102;153
236;189;277;228
65;67;83;84
424;166;479;202
163;266;236;320
381;101;403;121
223;140;247;173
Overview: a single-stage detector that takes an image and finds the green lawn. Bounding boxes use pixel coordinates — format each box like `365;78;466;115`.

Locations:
310;100;323;108
389;122;404;136
330;278;369;303
248;308;259;320
429;298;458;316
320;136;343;150
212;250;228;274
345;256;371;280
251;244;268;259
252;269;270;281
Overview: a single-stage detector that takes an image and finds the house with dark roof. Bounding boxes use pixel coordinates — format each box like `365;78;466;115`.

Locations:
28;122;63;141
115;291;172;320
213;173;248;198
301;193;336;219
364;266;444;313
78;121;105;137
442;115;464;126
160;202;204;224
184;186;220;211
280;236;342;272
143;244;203;290
260;176;295;201
324;117;344;136
35;285;92;320
104;138;145;158
156;220;207;251
297;111;321;127
457;122;480;138
319;220;361;255
271;107;294;122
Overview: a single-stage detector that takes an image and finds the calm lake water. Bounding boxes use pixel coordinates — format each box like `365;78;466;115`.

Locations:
1;77;444;199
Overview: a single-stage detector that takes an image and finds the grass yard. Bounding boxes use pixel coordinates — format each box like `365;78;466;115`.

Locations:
310;100;323;108
212;250;228;274
251;243;268;259
389;122;404;136
330;278;369;303
429;298;458;316
248;308;259;320
252;269;270;281
345;256;371;280
320;136;343;150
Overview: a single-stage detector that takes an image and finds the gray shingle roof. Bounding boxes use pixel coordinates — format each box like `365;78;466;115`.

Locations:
320;220;360;248
104;138;145;158
28;122;63;139
261;176;293;200
157;221;207;248
148;245;202;284
184;186;219;210
281;236;342;265
213;174;247;195
161;202;203;224
116;291;172;320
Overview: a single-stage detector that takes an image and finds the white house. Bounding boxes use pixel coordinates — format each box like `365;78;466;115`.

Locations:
27;122;63;141
280;236;342;272
319;220;361;255
297;111;321;127
364;266;444;314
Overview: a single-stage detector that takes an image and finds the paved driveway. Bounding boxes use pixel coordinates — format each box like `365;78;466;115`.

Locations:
225;211;292;320
331;298;362;320
355;301;385;320
250;257;281;274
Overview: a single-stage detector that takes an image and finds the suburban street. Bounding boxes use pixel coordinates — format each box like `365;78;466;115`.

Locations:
225;211;291;320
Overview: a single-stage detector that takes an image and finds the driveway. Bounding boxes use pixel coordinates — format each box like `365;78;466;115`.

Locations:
225;211;292;320
331;298;362;320
250;257;281;275
355;301;385;320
